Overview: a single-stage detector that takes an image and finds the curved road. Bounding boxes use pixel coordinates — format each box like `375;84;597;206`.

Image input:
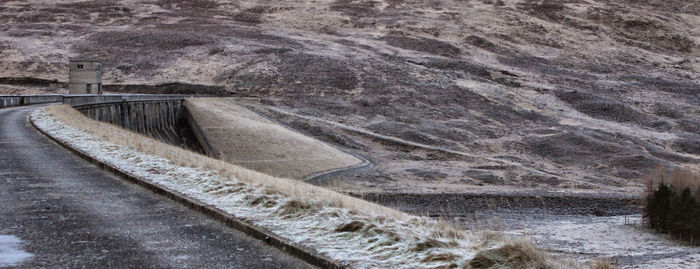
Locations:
0;104;313;268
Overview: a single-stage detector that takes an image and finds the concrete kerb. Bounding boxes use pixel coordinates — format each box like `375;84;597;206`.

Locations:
302;153;373;184
28;110;347;269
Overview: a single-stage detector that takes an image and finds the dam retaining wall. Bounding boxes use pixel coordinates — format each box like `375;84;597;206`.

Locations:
64;95;205;154
3;94;213;156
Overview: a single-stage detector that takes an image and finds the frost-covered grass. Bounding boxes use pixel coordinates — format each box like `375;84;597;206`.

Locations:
502;214;700;268
31;105;574;268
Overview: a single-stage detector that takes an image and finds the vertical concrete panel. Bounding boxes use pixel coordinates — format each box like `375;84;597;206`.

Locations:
112;105;117;125
117;105;121;125
129;103;136;130
143;103;147;134
113;105;118;125
108;105;114;125
159;103;164;130
159;102;165;131
122;103;128;128
138;103;142;132
145;103;151;135
166;102;172;127
140;103;146;134
132;103;137;132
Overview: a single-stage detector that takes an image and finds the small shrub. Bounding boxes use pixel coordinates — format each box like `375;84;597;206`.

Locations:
644;168;700;245
277;199;313;217
249;196;277;208
466;241;551;269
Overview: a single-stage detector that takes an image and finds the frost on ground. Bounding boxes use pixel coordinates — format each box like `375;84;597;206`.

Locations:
31;106;518;268
500;215;700;268
0;235;33;267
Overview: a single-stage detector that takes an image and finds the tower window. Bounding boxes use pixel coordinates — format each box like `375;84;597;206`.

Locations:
77;64;84;69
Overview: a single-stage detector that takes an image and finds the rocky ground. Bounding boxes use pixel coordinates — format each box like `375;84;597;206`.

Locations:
1;0;699;197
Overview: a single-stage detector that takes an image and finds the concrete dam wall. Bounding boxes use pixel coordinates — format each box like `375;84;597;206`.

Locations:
65;95;205;154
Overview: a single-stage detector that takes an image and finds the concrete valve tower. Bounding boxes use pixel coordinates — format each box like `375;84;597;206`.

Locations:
69;59;102;94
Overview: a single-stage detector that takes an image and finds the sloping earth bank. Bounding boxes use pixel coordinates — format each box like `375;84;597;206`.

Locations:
184;98;362;179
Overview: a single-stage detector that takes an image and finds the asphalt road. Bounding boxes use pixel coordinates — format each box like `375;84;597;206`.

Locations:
0;104;313;268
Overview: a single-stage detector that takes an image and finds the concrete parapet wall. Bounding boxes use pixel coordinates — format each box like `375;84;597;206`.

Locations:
62;94;192;107
22;95;63;105
63;95;125;107
0;96;22;108
1;95;62;108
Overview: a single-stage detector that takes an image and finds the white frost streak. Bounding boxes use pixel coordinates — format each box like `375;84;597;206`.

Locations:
31;108;482;268
0;235;33;267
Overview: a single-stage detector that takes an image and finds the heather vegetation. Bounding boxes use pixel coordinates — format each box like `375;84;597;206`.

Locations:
1;0;698;195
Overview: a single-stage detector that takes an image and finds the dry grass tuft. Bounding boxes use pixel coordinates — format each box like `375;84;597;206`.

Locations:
277;199;314;217
466;240;551;269
368;227;401;242
476;231;504;249
434;219;468;240
249;196;278;208
422;252;459;262
413;238;456;252
589;258;617;269
335;220;365;232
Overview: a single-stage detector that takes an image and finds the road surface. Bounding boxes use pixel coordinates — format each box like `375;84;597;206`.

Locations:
0;104;313;268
